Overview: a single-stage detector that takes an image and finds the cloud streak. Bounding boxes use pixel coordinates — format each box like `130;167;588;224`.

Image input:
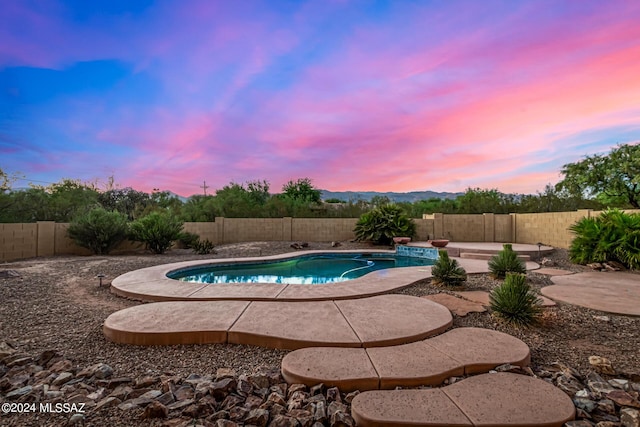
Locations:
1;0;639;196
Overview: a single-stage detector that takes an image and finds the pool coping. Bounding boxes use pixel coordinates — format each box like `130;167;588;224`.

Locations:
110;249;540;302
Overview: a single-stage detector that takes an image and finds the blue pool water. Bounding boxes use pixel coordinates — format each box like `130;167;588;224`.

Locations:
168;253;435;285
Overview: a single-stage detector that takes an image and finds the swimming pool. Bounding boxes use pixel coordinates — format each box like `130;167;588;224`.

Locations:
168;253;436;285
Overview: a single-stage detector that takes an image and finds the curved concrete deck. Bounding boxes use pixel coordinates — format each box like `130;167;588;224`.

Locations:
110;248;539;302
281;327;531;391
351;373;575;426
103;294;453;349
542;271;640;316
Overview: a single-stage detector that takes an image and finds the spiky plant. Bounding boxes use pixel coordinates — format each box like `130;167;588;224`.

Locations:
489;273;542;327
488;243;526;279
431;250;467;286
353;204;416;245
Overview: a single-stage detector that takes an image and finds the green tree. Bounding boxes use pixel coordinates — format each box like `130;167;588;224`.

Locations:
67;208;129;254
97;187;152;220
282;178;321;204
557;143;640;208
129;212;184;254
180;195;219;221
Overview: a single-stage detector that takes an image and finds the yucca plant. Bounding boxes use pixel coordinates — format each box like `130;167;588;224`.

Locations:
353;204;416;245
431;250;467;286
489;273;542;327
488;243;526;279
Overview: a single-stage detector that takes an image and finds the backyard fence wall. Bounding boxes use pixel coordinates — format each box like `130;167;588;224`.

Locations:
2;209;639;262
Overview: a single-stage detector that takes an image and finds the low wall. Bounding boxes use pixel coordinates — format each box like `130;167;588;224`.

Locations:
2;209;639;261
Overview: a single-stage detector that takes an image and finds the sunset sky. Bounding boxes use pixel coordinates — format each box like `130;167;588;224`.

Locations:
2;0;640;197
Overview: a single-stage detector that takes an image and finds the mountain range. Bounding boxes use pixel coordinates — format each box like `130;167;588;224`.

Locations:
319;190;462;202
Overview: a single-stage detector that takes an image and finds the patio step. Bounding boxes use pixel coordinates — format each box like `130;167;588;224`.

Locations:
459;252;531;261
103;294;453;349
350;372;575;426
281;327;530;391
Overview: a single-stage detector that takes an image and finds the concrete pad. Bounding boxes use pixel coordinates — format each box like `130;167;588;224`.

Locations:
228;301;360;349
335;295;453;346
281;347;378;392
366;340;463;389
103;301;249;346
423;294;486;316
426;327;530;374
187;283;287;300
351;389;473;427
443;373;575;426
455;290;556;307
281;327;530;391
534;268;573;276
543;271;640;316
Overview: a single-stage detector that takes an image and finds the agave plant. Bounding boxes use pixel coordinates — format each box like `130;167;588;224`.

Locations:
488;243;526;279
353;204;416;245
489;273;542;327
431;250;467;286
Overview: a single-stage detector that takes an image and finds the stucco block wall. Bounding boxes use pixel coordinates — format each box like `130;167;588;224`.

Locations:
0;223;37;261
513;211;586;248
220;218;284;243
292;218;357;242
414;218;435;240
494;215;512;242
442;215;485;241
183;222;217;244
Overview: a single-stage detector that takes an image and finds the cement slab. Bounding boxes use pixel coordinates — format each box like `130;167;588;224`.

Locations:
104;294;454;349
280;327;530;391
103;301;250;346
534;268;573;276
351;389;472;427
443;373;576;426
351;373;575;427
422;294;486;316
335;295;452;346
280;347;379;391
542;271;640;316
228;300;360;349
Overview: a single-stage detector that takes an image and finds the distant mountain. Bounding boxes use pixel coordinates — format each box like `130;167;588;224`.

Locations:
320;190;462;203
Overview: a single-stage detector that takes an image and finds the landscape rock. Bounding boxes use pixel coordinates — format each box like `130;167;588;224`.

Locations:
589;356;616;375
621;408;640;427
607;390;640;408
142;400;169;419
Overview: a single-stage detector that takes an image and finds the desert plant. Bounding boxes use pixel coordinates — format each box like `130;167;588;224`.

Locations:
354;204;416;245
177;231;200;249
431;250;467;286
129;212;184;254
192;238;215;255
67;208;129;255
489;273;542;326
488;243;526;279
569;209;640;269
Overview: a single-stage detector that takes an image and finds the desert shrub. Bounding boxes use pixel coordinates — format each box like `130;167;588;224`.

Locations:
431;250;467;286
353;204;416;245
129;212;184;254
569;209;640;269
67;208;129;255
177;231;200;249
488;243;526;279
192;238;215;255
489;273;542;326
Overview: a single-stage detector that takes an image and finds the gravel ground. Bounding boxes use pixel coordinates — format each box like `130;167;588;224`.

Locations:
1;241;639;426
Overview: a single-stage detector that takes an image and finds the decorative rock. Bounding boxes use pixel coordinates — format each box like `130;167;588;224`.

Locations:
245;408;269;426
565;421;595;427
174;385;194;401
216;420;240;427
211;377;237;399
557;372;586;396
594;316;611;322
597;399;617;415
49;359;73;373
588;372;616;396
589;356;616;375
95;396;121;410
67;413;85;426
574;396;597;412
135;375;159;388
142;401;168;419
268;415;298;427
156;391;175;406
608;390;640;408
216;368;236;380
621;408;640;427
6;385;33;400
51;372;74;387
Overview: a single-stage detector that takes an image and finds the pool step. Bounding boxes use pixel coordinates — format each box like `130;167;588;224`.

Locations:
103;294;452;349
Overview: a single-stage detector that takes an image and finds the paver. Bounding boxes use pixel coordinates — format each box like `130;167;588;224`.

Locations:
542;271;640;316
103;294;453;349
281;327;530;391
351;373;575;427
